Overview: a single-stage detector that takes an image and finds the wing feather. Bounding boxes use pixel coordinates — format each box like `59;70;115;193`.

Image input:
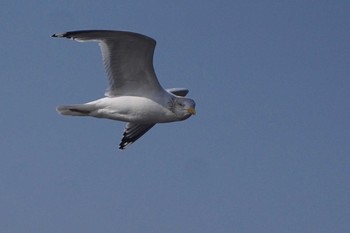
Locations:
52;30;163;97
119;123;156;150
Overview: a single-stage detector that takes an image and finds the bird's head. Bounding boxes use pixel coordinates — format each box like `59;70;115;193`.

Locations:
171;97;196;120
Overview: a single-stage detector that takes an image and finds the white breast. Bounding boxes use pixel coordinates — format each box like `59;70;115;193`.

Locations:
86;96;177;123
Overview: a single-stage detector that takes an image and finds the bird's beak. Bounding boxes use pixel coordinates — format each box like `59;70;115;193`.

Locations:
187;107;196;115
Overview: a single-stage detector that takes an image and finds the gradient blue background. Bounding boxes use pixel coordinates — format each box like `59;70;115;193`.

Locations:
1;1;349;232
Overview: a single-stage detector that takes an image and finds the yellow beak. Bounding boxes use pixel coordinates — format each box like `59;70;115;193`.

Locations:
187;107;196;115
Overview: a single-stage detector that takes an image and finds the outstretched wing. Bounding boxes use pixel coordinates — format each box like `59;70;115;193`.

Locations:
52;30;163;97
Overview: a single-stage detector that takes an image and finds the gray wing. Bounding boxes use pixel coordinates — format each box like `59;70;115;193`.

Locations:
119;88;189;150
52;30;163;97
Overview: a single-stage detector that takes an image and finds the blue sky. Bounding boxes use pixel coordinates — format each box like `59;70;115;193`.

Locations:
1;1;349;232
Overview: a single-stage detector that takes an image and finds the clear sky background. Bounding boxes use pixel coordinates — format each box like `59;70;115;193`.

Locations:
1;1;349;232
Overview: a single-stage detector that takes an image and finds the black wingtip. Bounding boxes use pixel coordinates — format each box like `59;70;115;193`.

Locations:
118;144;129;150
51;32;68;38
119;135;129;150
119;139;131;150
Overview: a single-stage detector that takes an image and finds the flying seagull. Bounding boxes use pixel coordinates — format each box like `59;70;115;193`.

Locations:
52;30;196;150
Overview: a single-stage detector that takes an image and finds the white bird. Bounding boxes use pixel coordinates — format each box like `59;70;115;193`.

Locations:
52;30;196;150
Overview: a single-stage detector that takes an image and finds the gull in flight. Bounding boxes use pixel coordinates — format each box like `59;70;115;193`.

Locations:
52;30;196;150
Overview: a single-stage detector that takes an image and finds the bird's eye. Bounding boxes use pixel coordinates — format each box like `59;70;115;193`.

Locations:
178;102;185;107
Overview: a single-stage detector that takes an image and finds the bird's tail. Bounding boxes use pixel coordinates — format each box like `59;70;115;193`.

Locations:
56;104;94;116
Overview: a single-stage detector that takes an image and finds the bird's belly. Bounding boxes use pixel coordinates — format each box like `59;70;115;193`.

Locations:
88;96;176;123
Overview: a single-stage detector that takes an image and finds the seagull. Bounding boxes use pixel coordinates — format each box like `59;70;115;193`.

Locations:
52;30;196;150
